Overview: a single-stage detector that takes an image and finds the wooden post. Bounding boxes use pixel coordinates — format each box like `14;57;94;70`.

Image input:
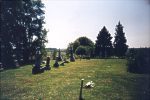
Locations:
79;79;84;100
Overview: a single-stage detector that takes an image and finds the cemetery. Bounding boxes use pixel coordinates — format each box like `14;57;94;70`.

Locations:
1;0;150;100
0;50;150;99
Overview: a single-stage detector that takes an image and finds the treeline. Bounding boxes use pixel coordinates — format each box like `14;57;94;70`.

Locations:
1;0;47;69
67;22;128;58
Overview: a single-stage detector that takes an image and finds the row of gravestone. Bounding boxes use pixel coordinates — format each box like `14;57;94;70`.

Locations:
32;47;75;74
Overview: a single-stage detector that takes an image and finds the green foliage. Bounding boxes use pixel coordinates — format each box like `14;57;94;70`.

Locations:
75;46;93;58
75;46;87;56
126;48;150;74
114;22;128;57
0;59;149;99
95;26;113;58
1;0;24;68
1;0;47;68
67;36;94;57
66;43;73;58
76;37;94;46
52;49;57;60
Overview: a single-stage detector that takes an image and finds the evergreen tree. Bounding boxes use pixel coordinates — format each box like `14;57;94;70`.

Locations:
1;0;47;68
113;22;128;57
1;0;24;68
95;26;113;58
22;0;47;63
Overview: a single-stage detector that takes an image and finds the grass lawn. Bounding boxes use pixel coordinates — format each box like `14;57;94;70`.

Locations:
0;59;150;100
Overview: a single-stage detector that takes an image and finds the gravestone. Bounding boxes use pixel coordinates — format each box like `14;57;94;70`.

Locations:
32;47;44;74
53;57;59;68
57;48;62;61
70;46;75;62
44;56;51;70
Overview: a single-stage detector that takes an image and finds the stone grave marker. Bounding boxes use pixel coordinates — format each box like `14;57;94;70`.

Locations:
70;46;75;62
53;57;59;67
32;47;44;74
58;48;62;61
44;56;51;70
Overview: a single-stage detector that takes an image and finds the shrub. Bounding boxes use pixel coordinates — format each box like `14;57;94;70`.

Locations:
126;48;150;74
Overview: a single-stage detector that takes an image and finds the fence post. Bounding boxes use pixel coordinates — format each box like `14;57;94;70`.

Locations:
79;79;84;100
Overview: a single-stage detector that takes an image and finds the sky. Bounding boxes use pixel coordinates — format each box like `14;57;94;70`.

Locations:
42;0;150;49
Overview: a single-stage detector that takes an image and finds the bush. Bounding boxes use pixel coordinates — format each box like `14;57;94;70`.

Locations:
75;46;93;59
126;48;150;74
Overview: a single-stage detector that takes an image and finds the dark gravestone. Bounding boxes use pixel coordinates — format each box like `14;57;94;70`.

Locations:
58;48;62;61
53;57;59;68
32;47;44;74
44;56;51;70
70;47;75;62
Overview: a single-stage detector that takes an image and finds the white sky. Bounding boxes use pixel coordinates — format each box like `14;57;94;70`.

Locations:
42;0;150;49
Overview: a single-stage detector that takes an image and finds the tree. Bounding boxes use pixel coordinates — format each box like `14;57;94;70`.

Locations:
95;26;113;58
73;37;94;52
113;21;128;57
75;46;87;57
1;0;47;68
126;48;150;74
66;42;73;58
22;0;47;63
67;36;94;57
75;46;93;58
52;49;57;60
1;0;24;68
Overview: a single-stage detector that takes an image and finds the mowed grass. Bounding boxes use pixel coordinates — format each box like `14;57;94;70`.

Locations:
0;59;150;100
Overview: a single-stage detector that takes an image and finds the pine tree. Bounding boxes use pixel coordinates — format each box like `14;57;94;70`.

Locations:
1;0;24;68
95;26;113;58
113;21;128;57
1;0;47;68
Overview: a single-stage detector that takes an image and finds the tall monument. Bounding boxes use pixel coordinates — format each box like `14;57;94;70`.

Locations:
57;48;62;61
44;56;51;70
70;46;75;62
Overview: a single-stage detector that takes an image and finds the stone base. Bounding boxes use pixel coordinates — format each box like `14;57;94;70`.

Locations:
32;67;44;74
70;57;75;62
44;66;51;70
53;62;59;68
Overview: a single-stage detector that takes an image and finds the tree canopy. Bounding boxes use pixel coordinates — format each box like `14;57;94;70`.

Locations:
95;26;113;58
1;0;47;68
113;22;128;57
67;36;94;57
73;36;94;52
